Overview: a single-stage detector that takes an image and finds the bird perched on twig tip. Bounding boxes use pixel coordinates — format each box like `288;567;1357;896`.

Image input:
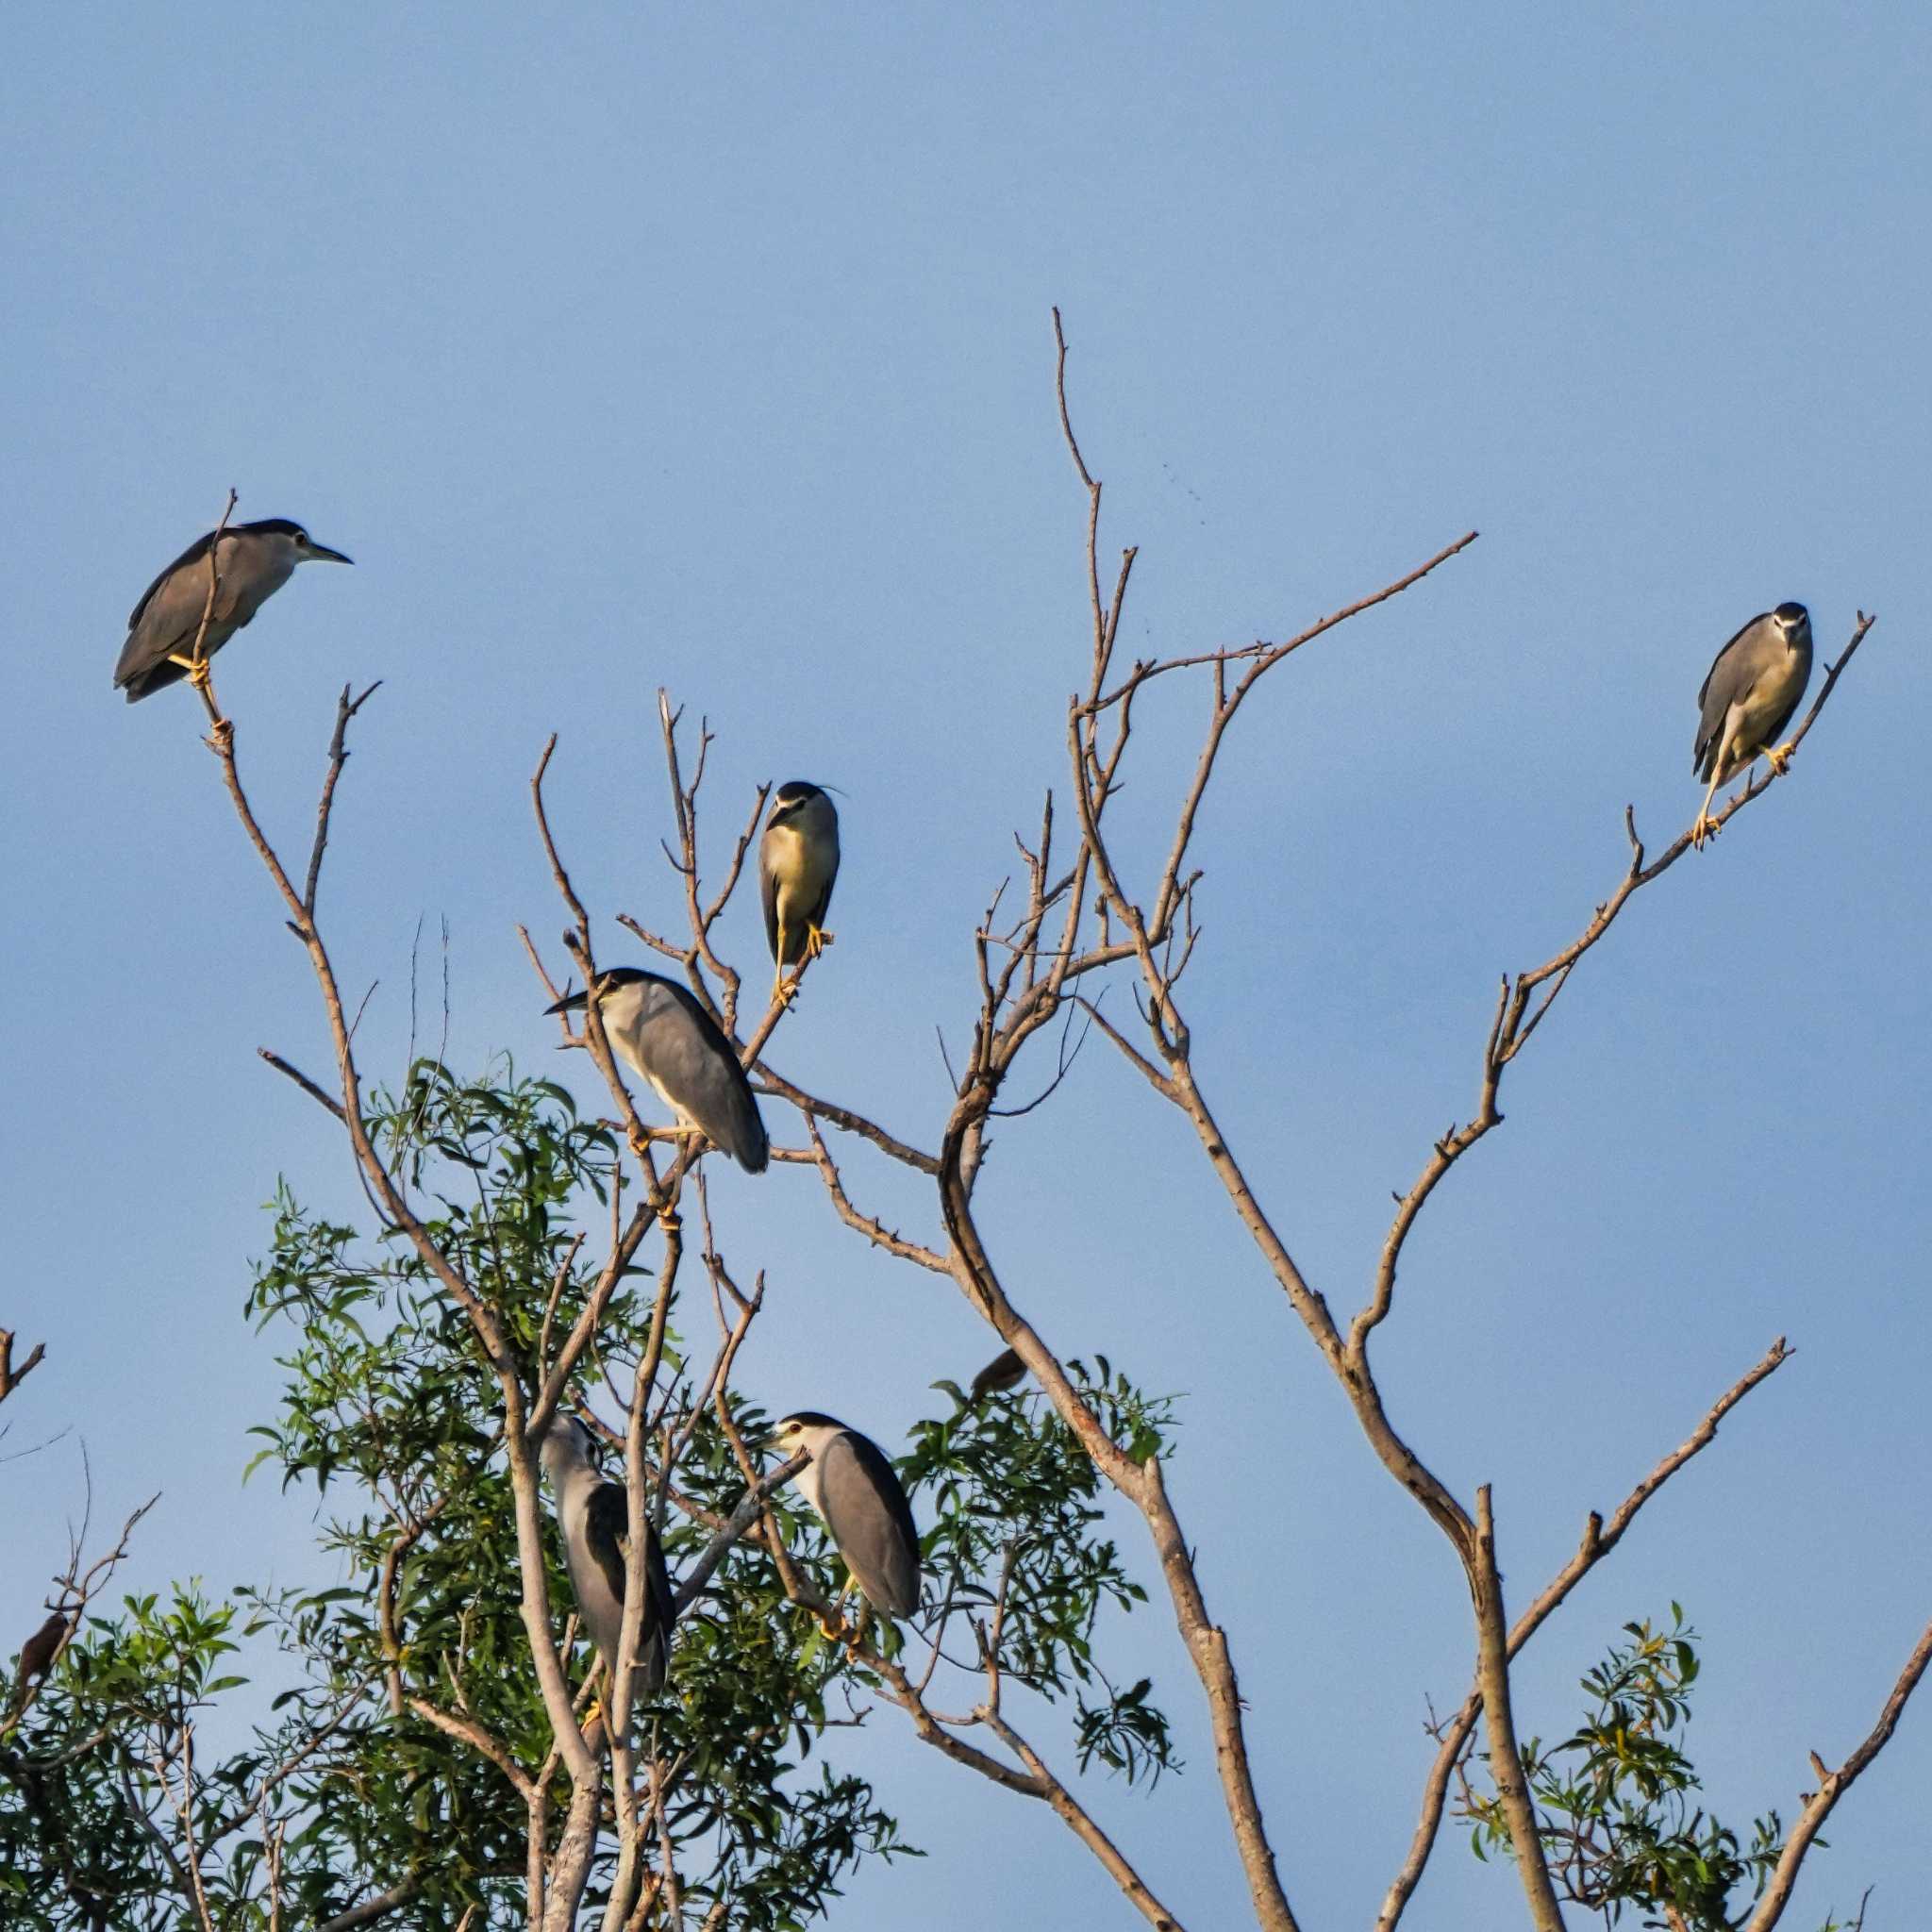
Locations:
760;781;841;1006
1690;603;1812;848
114;519;353;703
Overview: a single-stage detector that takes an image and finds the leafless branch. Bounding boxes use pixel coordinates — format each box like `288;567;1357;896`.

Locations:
0;1328;45;1406
258;1047;349;1121
1358;614;1875;1355
315;1875;425;1932
1743;1612;1932;1930
1471;1488;1564;1930
800;1115;949;1273
975;1702;1187;1930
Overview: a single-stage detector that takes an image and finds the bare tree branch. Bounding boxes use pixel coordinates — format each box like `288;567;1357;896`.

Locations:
976;1702;1187;1930
1471;1488;1564;1931
1743;1613;1932;1931
0;1329;46;1407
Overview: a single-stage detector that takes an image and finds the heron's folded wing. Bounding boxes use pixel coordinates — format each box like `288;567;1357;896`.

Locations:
818;1431;921;1617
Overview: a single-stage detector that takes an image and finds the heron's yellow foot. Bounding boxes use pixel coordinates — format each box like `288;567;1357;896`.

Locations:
1763;741;1795;777
627;1124;653;1160
806;926;833;960
1690;813;1721;851
772;967;796;1008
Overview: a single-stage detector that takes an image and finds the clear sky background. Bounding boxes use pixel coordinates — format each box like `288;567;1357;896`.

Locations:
4;5;1928;1926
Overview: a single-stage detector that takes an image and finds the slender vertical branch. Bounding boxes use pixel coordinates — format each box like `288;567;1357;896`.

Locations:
1472;1489;1564;1932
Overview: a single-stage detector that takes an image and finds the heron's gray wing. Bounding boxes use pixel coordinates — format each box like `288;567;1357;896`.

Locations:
585;1484;675;1690
126;532;215;634
1700;614;1761;773
1693;617;1770;779
116;537;224;697
642;1528;676;1691
585;1481;631;1615
642;986;769;1174
759;837;782;962
818;1431;921;1618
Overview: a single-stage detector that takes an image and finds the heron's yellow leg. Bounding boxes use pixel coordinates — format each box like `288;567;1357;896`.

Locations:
1762;741;1795;777
1690;768;1724;850
806;924;833;960
772;920;794;1008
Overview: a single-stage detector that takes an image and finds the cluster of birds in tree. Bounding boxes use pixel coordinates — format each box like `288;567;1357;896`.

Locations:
40;516;1819;1733
99;514;945;1739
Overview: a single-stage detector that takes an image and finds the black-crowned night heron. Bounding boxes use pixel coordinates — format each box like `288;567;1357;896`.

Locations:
760;781;840;1004
1691;603;1812;848
771;1413;921;1631
968;1346;1027;1403
113;519;353;703
547;969;769;1174
538;1414;675;1732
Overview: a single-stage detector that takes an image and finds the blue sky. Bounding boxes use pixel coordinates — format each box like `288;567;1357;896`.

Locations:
4;4;1928;1925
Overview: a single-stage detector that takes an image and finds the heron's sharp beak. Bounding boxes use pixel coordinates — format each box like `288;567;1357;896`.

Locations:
545;990;589;1015
308;541;354;565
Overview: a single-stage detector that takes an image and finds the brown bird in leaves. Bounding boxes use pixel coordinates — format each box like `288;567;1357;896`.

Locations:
969;1346;1027;1403
8;1612;70;1715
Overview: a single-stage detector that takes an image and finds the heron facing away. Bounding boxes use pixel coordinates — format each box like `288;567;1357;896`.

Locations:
760;781;841;1005
1691;603;1812;847
547;968;769;1174
770;1412;921;1630
538;1414;675;1737
114;519;353;703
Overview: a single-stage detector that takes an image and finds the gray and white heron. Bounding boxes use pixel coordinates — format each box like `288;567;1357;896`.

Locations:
538;1413;675;1730
547;968;769;1174
113;519;353;703
1691;603;1813;847
759;781;840;1004
771;1412;921;1630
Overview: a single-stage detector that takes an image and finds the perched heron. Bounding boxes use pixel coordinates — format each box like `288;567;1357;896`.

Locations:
771;1412;921;1627
759;781;840;1004
113;519;353;702
547;968;769;1174
1691;603;1813;848
969;1346;1027;1403
538;1414;675;1731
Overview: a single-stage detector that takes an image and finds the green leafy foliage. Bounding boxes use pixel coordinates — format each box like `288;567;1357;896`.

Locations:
1462;1608;1786;1929
904;1360;1179;1783
4;1060;1174;1926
